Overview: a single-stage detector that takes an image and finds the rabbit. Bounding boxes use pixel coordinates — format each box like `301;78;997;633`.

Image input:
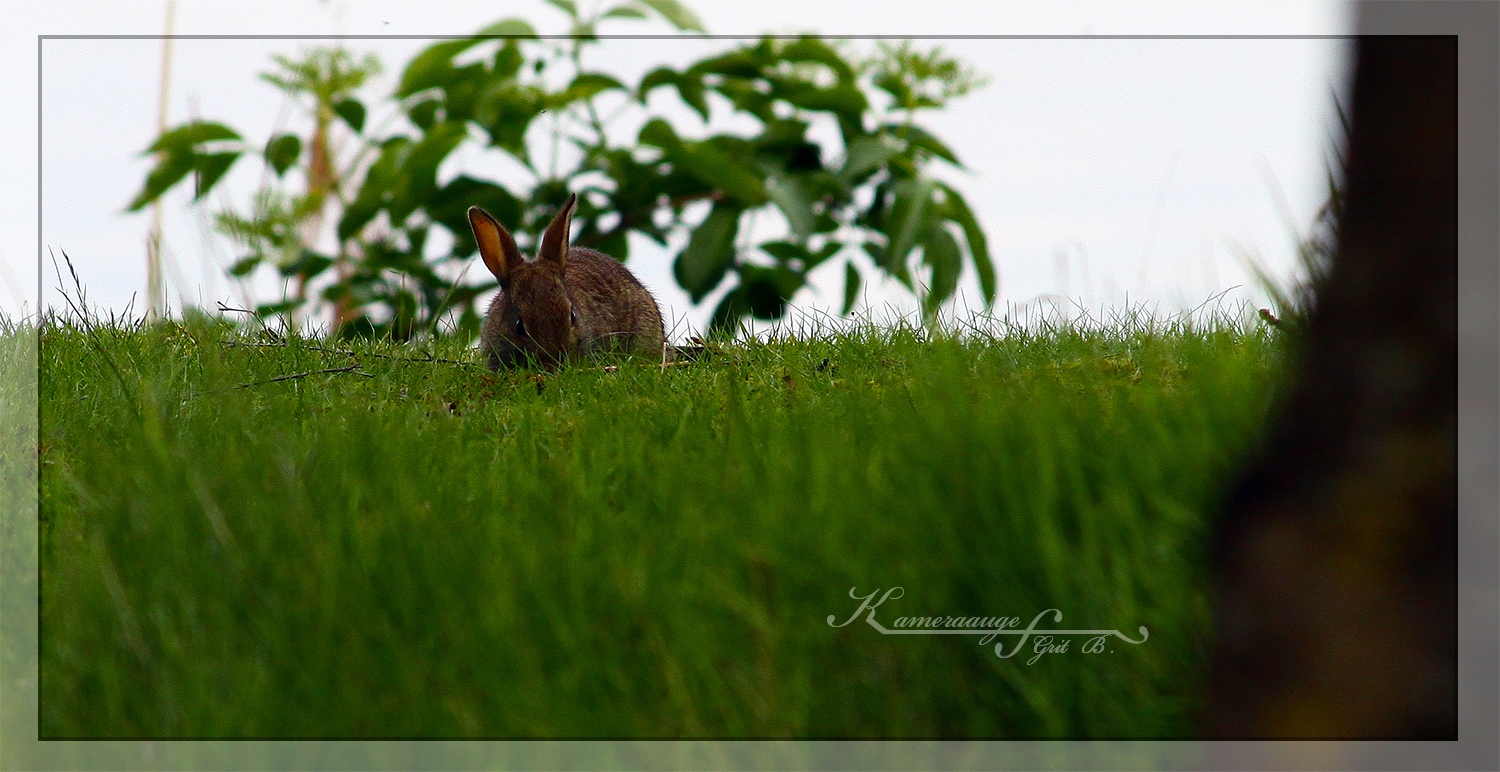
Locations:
468;193;667;370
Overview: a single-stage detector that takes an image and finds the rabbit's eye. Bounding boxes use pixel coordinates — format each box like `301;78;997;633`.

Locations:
514;318;526;338
569;309;579;327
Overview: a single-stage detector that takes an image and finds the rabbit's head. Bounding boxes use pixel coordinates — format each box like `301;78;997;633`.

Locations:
468;195;584;366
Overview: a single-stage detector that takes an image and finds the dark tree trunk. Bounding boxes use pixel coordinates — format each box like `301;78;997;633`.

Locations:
1204;35;1457;738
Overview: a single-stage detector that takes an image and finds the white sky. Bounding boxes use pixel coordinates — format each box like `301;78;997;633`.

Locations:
7;1;1352;338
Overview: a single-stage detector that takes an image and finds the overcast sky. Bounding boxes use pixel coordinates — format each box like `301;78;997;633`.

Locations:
7;1;1351;336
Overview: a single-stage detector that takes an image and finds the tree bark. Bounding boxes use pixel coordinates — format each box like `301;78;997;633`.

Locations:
1205;35;1457;738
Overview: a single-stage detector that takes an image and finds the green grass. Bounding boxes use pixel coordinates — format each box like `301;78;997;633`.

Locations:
33;309;1284;738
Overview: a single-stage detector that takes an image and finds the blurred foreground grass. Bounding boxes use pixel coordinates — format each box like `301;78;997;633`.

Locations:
32;311;1283;738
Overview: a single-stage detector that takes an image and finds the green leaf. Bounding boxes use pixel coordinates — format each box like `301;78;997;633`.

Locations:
708;286;749;337
674;203;740;301
779;37;855;82
688;46;769;80
894;124;963;167
884;176;937;277
429;176;523;255
679;140;766;206
280;249;334;280
807;241;842;268
193;152;240;200
676;75;709;121
430;62;485;123
397;39;480;97
558;72;627;105
638;118;681;151
839;134;904;185
391;121;469;224
339;137;411;239
937;181;995;304
778;140;823;172
492;40;525;77
543;0;579;18
264;134;302;176
775;81;867;118
873;71;913;109
409;99;441;131
339;197;381;242
145;121;241;154
739;265;803;319
638;67;679;101
594;227;630;264
475;18;537;38
255;300;302;317
130;121;246;209
759;240;839;270
759;241;806;264
712;78;773;119
332;99;366;133
574;72;626;95
601;4;649;20
229;255;261;277
475;82;543;159
766;174;814;242
841;260;861;315
921;225;962;317
861;241;888;276
636;0;707;31
126;151;195;211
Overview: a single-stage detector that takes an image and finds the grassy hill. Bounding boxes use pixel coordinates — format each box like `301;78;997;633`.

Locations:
34;310;1283;738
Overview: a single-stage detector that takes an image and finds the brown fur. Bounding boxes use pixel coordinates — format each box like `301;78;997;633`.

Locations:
468;195;665;370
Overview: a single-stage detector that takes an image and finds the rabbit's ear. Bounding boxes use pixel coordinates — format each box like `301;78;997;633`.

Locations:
538;193;578;268
469;206;524;286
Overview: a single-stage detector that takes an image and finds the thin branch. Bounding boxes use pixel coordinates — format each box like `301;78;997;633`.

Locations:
221;339;479;367
235;362;371;389
217;301;283;341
